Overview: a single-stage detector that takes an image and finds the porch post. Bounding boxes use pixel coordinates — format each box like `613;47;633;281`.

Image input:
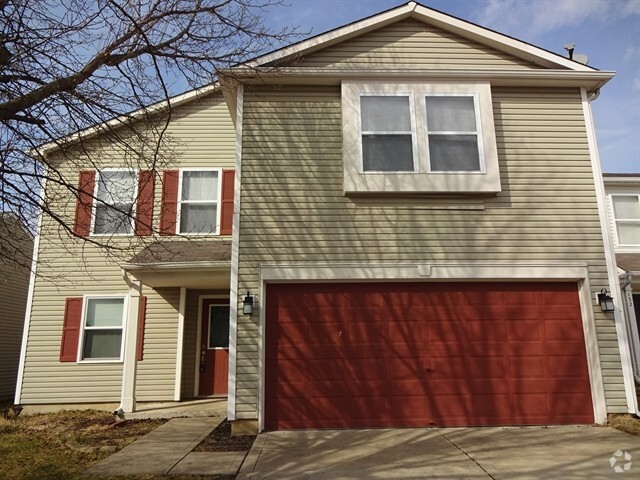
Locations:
121;278;142;413
174;287;187;401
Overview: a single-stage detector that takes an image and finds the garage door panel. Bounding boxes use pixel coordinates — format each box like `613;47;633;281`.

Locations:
509;356;545;378
389;357;426;380
265;282;594;430
466;379;511;394
507;320;543;342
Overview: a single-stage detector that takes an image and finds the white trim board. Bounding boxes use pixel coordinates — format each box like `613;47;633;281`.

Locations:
227;84;244;421
581;88;638;415
255;261;607;430
14;177;47;405
174;287;187;401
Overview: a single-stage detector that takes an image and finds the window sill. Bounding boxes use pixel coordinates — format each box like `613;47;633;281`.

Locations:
343;171;502;194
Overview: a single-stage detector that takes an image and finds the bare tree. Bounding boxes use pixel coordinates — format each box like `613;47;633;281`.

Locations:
0;0;298;271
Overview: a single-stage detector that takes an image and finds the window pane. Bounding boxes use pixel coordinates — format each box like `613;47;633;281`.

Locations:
86;298;124;327
97;171;136;204
426;96;476;132
613;196;640;219
209;306;230;348
617;222;640;245
180;204;217;233
94;204;133;234
182;171;218;201
362;134;414;171
83;330;122;359
361;96;411;132
429;134;480;172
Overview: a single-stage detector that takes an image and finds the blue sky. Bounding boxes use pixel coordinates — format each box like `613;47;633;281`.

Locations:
264;0;640;173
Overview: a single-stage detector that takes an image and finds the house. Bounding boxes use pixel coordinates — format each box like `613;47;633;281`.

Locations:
603;173;640;387
0;213;33;401
15;2;638;432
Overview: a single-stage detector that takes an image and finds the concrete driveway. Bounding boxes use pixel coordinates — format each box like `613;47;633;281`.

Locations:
237;426;640;479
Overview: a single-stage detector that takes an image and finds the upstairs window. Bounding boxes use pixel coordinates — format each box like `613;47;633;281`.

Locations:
93;170;137;235
178;169;220;234
425;96;482;172
343;81;500;194
612;195;640;247
361;95;416;172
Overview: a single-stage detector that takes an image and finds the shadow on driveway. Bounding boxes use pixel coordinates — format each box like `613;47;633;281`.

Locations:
237;425;640;479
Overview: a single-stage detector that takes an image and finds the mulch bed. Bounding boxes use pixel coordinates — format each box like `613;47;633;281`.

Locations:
194;419;256;452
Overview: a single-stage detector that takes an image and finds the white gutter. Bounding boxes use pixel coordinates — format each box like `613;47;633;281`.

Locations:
14;177;46;405
582;88;639;415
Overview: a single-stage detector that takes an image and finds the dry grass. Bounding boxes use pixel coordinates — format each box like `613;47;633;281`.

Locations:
608;413;640;436
0;410;185;480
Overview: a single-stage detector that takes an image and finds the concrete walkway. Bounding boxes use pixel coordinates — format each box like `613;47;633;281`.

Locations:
238;425;640;479
85;417;246;476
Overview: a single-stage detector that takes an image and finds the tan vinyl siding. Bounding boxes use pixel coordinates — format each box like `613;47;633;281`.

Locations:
290;19;543;70
0;231;33;400
235;84;625;419
20;93;235;405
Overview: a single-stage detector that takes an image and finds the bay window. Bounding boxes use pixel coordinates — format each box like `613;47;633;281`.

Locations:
343;81;500;194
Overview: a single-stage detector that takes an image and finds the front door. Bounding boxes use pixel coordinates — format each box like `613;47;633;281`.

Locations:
199;299;230;396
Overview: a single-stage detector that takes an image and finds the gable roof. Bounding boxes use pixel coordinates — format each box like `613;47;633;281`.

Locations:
249;1;596;72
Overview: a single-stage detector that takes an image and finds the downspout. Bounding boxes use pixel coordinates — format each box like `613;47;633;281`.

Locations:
582;87;639;415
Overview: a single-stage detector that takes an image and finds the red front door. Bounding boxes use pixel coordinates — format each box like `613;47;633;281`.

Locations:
199;299;230;396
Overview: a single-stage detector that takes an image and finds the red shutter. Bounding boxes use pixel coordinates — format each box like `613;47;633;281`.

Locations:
135;170;155;236
137;296;147;361
60;297;83;362
160;170;179;235
73;171;95;237
220;170;234;235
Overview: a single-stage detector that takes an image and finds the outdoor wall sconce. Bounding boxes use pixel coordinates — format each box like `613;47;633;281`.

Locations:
243;292;254;315
598;289;615;312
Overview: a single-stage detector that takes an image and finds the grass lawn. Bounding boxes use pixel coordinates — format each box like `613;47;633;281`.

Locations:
0;410;232;480
608;413;640;436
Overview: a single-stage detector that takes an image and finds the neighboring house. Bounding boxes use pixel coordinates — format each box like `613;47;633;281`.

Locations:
15;2;639;433
603;173;640;386
0;213;33;401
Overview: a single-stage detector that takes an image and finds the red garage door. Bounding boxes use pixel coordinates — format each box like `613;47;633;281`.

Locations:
265;282;594;430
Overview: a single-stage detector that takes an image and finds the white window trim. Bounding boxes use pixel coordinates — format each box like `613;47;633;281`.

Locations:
342;81;501;194
176;167;223;236
77;294;128;364
610;194;640;248
90;168;138;237
358;93;419;174
423;93;485;174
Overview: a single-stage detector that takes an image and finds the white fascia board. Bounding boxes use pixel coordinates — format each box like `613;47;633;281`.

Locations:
603;176;640;186
35;83;221;157
245;1;593;72
121;261;230;272
223;68;614;92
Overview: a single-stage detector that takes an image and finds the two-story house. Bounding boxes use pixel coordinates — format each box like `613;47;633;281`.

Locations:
603;173;640;388
15;2;638;433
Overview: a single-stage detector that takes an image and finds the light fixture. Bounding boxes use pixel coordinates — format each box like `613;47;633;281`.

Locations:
598;289;614;312
243;292;254;315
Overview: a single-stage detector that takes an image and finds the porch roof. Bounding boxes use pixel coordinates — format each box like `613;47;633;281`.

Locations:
122;240;231;289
